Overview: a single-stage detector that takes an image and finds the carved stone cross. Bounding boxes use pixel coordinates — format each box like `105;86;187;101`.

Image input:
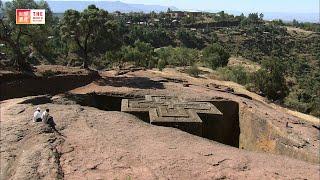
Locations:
121;95;222;124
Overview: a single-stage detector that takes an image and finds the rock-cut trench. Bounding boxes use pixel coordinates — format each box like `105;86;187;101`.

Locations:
65;93;240;148
20;93;318;164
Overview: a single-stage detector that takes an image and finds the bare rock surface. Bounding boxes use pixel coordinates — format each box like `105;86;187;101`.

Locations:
1;97;319;179
70;69;319;163
1;67;319;179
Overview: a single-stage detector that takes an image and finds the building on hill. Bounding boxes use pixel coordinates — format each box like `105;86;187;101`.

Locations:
186;11;203;18
168;11;204;19
113;11;122;16
168;11;186;18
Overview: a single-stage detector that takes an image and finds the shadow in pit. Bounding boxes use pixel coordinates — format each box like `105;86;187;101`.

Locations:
19;96;53;105
121;100;240;148
0;71;99;101
65;93;240;148
200;101;240;147
65;93;140;111
95;77;165;89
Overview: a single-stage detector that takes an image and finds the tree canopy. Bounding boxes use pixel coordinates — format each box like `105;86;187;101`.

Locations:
60;5;113;68
0;0;53;70
202;43;230;69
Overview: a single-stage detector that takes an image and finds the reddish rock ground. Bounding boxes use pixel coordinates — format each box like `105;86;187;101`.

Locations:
1;67;319;179
0;97;319;179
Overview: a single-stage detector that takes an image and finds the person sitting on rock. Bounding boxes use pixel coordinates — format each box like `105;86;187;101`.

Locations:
42;109;60;135
33;107;42;122
41;109;50;124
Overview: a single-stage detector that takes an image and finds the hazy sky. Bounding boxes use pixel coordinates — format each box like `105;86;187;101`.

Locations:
43;0;319;13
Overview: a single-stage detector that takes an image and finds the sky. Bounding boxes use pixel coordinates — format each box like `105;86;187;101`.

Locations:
43;0;319;13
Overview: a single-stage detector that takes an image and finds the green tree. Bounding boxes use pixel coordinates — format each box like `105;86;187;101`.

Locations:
252;58;288;101
217;66;250;85
236;13;245;22
292;19;299;27
171;47;199;66
218;11;226;21
259;13;264;20
241;13;262;26
155;46;173;63
157;58;166;71
210;32;219;43
271;19;284;26
155;46;199;66
284;65;320;117
202;43;230;69
177;28;204;49
126;26;173;48
60;5;110;68
122;40;154;67
0;0;53;70
103;50;123;68
144;27;173;48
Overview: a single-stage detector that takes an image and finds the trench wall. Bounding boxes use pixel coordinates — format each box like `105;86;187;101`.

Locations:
0;73;99;100
239;105;319;164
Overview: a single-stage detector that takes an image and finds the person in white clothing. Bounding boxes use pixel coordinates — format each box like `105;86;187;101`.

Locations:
33;107;42;122
41;109;50;124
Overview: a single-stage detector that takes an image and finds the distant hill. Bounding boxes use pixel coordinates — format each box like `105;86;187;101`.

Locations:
262;12;319;23
2;0;318;22
47;1;178;13
202;9;319;23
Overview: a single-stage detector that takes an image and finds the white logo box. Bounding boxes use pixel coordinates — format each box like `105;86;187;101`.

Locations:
31;9;45;24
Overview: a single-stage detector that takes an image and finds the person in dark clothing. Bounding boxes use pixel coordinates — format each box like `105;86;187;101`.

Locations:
47;116;57;131
42;109;62;136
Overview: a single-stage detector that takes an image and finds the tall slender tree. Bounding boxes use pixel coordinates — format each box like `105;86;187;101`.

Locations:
60;5;111;68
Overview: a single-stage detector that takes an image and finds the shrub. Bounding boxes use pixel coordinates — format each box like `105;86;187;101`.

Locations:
177;28;204;49
245;83;259;92
284;71;320;118
103;50;123;68
310;98;320;117
252;58;288;101
187;65;200;77
284;92;320;118
284;90;312;114
148;56;158;69
202;43;230;69
91;56;107;70
121;41;154;68
155;46;200;67
170;47;199;66
217;66;250;85
157;59;166;71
